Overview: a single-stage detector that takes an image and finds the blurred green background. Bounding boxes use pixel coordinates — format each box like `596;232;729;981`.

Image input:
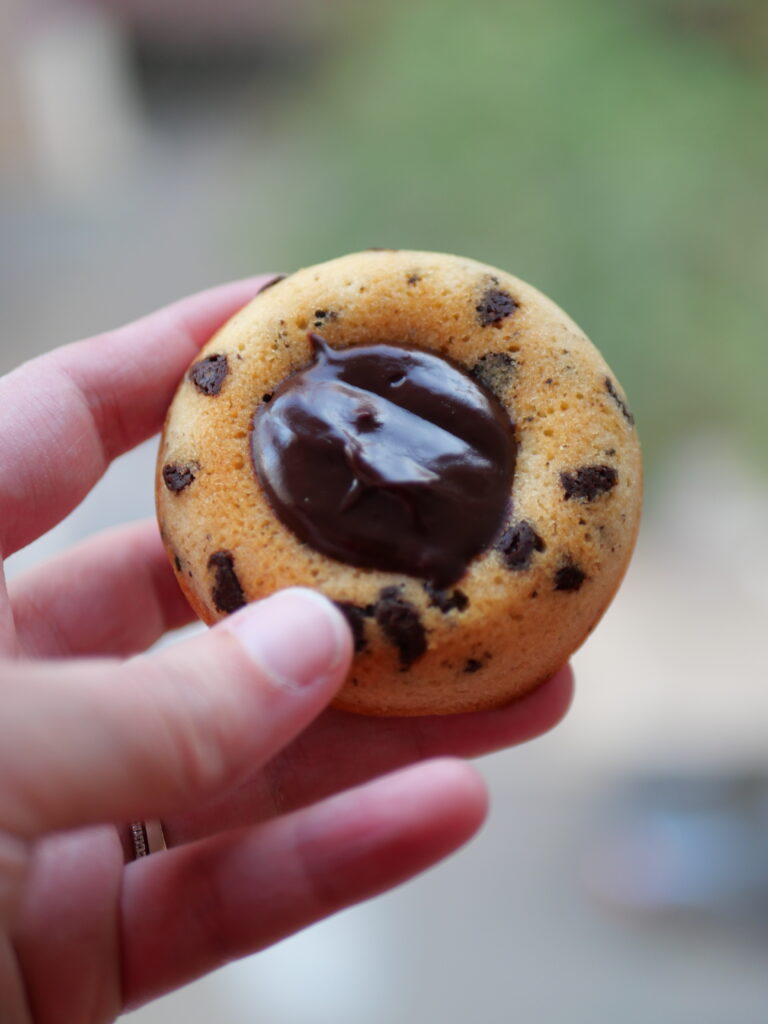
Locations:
251;0;768;474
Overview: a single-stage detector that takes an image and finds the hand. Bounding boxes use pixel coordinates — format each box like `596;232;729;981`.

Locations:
0;278;573;1023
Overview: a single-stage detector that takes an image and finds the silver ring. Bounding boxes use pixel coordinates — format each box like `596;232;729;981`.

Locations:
129;820;167;859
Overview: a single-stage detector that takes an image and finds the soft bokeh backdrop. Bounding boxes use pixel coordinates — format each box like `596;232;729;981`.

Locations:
2;0;767;1021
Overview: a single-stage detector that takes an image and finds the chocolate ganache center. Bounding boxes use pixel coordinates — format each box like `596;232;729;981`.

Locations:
251;334;517;588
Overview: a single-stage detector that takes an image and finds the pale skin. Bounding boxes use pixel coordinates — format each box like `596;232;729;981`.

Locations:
0;277;574;1022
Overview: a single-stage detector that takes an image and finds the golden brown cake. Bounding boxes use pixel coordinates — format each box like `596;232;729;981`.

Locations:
156;250;642;715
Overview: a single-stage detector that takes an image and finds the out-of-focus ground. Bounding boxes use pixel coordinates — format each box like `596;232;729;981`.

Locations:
2;1;768;1021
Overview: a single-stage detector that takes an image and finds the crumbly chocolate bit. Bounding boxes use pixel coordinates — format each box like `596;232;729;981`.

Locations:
189;354;229;396
605;377;635;425
464;658;483;673
476;287;518;327
208;550;246;614
470;352;517;396
554;563;586;592
256;274;287;295
335;601;371;653
162;462;197;493
560;465;618;501
313;309;338;328
423;583;469;613
497;520;545;571
375;587;427;668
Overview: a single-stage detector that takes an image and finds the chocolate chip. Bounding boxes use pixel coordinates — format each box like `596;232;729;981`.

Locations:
464;658;483;673
423;583;469;613
262;393;273;403
406;272;421;285
256;274;287;295
470;352;517;396
605;377;635;425
173;554;182;572
189;354;229;396
554;563;586;592
375;587;427;668
560;465;618;502
312;309;338;328
476;287;518;327
335;601;370;653
162;462;197;493
208;550;246;614
497;521;545;571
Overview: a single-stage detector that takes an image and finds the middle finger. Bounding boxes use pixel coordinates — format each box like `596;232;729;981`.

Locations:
163;663;574;845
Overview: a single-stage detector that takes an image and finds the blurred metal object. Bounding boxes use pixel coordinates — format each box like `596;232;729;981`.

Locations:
130;820;168;859
584;773;768;930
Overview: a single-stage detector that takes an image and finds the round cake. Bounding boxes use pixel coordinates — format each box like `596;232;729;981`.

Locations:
156;250;642;715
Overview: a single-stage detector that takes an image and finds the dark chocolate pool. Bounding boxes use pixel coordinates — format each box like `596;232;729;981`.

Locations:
251;333;516;588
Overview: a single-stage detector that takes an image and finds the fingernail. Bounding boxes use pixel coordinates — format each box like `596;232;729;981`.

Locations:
226;588;349;689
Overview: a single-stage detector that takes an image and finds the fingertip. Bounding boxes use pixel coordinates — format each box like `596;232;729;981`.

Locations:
222;588;353;692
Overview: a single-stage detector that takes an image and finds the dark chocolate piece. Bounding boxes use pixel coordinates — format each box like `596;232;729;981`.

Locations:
423;583;469;613
605;377;635;425
476;287;518;327
375;587;427;668
189;354;229;396
470;352;517;396
162;462;197;493
256;274;287;295
497;520;545;571
252;333;516;588
208;550;246;614
554;564;586;592
313;310;338;328
335;601;370;653
464;658;483;673
560;465;618;502
173;554;182;572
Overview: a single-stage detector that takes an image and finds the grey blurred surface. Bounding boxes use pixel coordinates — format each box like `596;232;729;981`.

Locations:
2;2;768;1021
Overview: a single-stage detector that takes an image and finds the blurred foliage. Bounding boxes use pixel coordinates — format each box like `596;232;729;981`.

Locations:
245;0;768;473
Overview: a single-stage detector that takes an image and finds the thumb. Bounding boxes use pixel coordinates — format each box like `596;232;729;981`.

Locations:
0;588;352;841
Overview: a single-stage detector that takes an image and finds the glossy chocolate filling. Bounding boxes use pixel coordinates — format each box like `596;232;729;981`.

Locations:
251;334;516;587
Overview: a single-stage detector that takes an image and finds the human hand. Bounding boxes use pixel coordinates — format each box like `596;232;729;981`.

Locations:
0;278;573;1022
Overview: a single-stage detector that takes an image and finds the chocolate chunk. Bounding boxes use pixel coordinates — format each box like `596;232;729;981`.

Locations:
262;393;273;403
560;465;618;502
470;352;517;396
423;583;469;613
497;520;545;571
375;587;427;668
605;377;635;425
313;309;338;328
554;564;586;592
208;550;246;614
476;287;518;327
464;658;483;673
335;601;370;653
162;462;197;493
189;354;229;396
256;274;287;295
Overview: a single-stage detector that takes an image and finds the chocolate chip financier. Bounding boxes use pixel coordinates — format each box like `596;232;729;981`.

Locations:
156;250;642;715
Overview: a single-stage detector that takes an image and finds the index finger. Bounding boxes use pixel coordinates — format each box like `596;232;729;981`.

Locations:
0;275;276;557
